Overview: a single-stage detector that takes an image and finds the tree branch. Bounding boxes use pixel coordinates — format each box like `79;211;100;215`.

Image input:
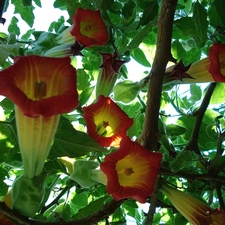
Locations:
138;0;178;151
0;199;125;225
161;168;225;184
186;82;217;156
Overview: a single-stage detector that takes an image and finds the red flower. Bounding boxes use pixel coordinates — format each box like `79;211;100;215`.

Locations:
70;8;108;47
100;137;162;203
208;43;225;82
0;56;79;178
0;56;78;118
96;50;128;97
82;95;133;147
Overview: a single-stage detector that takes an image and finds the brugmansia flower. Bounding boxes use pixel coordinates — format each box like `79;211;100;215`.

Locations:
70;8;108;47
96;50;128;97
100;137;162;203
83;95;133;147
164;43;225;84
160;183;225;225
0;55;79;178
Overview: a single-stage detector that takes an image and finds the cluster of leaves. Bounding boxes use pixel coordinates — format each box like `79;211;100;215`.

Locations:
0;0;225;224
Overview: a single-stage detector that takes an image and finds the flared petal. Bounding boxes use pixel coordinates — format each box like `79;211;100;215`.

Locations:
100;137;162;203
83;95;133;147
208;43;225;82
0;55;79;117
70;8;108;47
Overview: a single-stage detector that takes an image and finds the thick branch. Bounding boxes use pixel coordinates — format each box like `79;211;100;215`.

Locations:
138;0;178;151
0;199;125;225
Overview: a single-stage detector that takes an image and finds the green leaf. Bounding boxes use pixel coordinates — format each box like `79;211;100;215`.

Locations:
213;0;225;26
113;80;141;104
79;86;95;107
77;69;91;91
72;196;109;220
33;0;41;7
122;0;136;19
49;117;106;159
173;17;195;39
123;22;153;52
22;0;32;7
166;124;187;136
169;151;193;172
131;48;151;67
171;40;186;61
139;1;158;26
11;0;35;27
193;1;208;47
189;84;202;103
8;16;20;35
210;83;225;104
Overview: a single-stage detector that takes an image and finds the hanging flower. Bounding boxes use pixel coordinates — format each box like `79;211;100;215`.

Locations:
164;43;225;85
0;55;79;178
160;183;225;225
82;95;133;147
96;50;128;97
100;137;162;203
70;8;108;47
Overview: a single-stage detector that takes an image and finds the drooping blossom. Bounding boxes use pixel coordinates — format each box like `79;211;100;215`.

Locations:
82;95;133;147
70;8;108;47
100;137;162;203
160;183;225;225
164;43;225;85
96;50;128;97
0;55;79;178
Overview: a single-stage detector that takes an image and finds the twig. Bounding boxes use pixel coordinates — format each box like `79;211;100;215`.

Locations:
161;168;225;184
143;175;161;225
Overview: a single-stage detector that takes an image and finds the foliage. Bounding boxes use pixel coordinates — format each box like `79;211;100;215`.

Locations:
0;0;225;224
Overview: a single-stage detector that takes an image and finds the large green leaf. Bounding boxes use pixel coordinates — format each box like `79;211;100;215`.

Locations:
11;0;35;27
193;1;208;47
213;0;225;26
49;117;106;159
131;47;151;67
210;82;225;104
72;196;109;220
139;1;158;26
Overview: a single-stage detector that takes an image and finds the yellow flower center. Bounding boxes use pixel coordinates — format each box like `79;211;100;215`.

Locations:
94;109;118;137
34;81;46;100
116;154;150;187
